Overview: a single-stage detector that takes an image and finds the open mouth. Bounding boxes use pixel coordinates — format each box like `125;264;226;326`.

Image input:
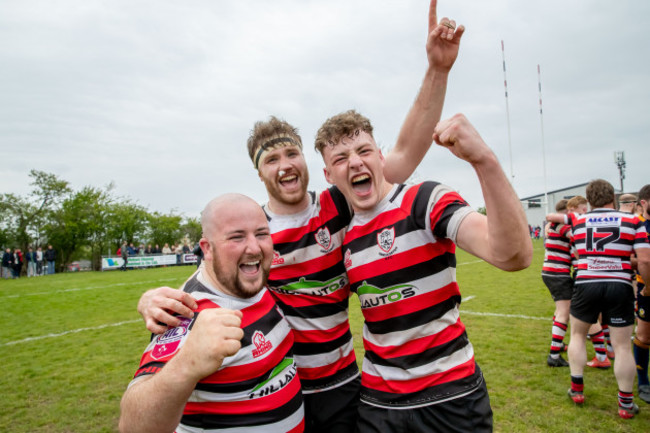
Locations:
351;174;372;194
240;260;261;274
279;174;298;186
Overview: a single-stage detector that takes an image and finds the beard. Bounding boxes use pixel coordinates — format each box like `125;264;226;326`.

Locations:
209;252;270;299
264;170;309;206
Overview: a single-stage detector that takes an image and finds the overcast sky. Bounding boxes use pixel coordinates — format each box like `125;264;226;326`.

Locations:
2;0;648;218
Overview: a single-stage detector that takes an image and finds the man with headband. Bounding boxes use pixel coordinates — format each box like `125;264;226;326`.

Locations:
137;1;463;431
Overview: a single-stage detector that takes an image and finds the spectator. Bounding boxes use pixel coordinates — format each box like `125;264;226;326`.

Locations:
139;244;145;256
145;244;153;255
26;247;37;277
44;245;56;275
192;242;203;268
174;244;183;265
153;244;161;254
128;243;136;256
161;243;172;255
12;248;23;278
36;246;44;276
2;248;14;279
120;241;129;271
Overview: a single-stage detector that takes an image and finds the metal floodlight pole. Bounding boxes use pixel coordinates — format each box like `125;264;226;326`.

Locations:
614;151;626;192
537;64;549;215
501;40;514;182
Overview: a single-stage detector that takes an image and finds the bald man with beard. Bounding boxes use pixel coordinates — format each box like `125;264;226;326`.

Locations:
119;194;304;433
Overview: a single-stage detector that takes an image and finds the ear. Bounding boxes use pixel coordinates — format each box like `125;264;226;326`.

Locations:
258;170;263;182
323;167;334;185
199;238;212;260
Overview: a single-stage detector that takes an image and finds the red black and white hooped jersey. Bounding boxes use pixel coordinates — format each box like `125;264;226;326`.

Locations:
130;271;304;433
541;222;573;277
343;182;481;409
264;187;359;393
566;209;650;285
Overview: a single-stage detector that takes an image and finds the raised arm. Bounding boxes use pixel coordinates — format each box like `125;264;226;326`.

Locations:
119;309;244;433
546;213;568;224
433;114;532;271
383;0;465;183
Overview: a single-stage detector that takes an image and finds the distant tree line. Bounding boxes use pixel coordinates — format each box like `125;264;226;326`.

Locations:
0;170;201;272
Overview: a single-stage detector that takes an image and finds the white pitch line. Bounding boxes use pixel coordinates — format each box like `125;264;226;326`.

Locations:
1;277;181;299
457;259;484;266
460;310;549;321
1;319;142;346
4;309;552;347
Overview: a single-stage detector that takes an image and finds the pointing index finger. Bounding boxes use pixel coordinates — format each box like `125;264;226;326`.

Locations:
428;0;438;35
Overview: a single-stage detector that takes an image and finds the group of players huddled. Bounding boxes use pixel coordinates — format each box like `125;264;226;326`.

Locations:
542;180;650;419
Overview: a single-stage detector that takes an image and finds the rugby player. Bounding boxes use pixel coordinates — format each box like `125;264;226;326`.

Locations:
542;199;572;367
633;185;650;403
119;194;303;432
315;110;531;432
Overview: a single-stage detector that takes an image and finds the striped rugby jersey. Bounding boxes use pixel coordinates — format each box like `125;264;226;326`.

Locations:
264;187;359;393
343;182;482;408
541;222;573;277
567;209;650;285
131;271;304;433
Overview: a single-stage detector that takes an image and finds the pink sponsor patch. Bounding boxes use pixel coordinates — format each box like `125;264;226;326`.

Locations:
150;317;192;360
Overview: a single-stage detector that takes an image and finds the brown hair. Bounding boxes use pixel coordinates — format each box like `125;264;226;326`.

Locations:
566;195;587;210
638;184;650;202
555;199;568;212
586;179;615;208
314;110;374;154
246;116;302;165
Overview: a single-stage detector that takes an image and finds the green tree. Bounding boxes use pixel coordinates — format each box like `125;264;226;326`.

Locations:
0;170;71;266
45;185;114;270
106;201;149;253
181;216;202;245
147;211;182;248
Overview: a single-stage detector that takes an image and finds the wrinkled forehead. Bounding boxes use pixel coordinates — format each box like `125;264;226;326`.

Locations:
253;134;302;169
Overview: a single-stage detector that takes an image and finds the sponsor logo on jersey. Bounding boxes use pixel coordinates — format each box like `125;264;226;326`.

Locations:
315;227;334;252
357;280;417;308
344;249;352;268
272;250;285;265
586;256;623;271
250;358;297;398
151;317;192;360
586;216;619;227
277;275;347;296
252;330;273;358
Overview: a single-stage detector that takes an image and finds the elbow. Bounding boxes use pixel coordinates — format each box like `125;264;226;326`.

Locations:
493;241;533;272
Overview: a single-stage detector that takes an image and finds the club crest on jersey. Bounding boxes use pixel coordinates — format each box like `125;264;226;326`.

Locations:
377;227;397;256
315;227;334;252
344;249;352;268
151;317;192;360
252;331;273;358
272;250;285;265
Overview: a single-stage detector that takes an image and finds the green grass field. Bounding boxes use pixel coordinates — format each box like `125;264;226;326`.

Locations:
1;239;648;432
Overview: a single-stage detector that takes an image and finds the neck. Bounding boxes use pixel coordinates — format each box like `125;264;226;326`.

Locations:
267;193;311;215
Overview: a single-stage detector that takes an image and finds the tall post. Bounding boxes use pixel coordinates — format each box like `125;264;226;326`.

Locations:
501;40;514;182
537;65;549;216
614;151;626;192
